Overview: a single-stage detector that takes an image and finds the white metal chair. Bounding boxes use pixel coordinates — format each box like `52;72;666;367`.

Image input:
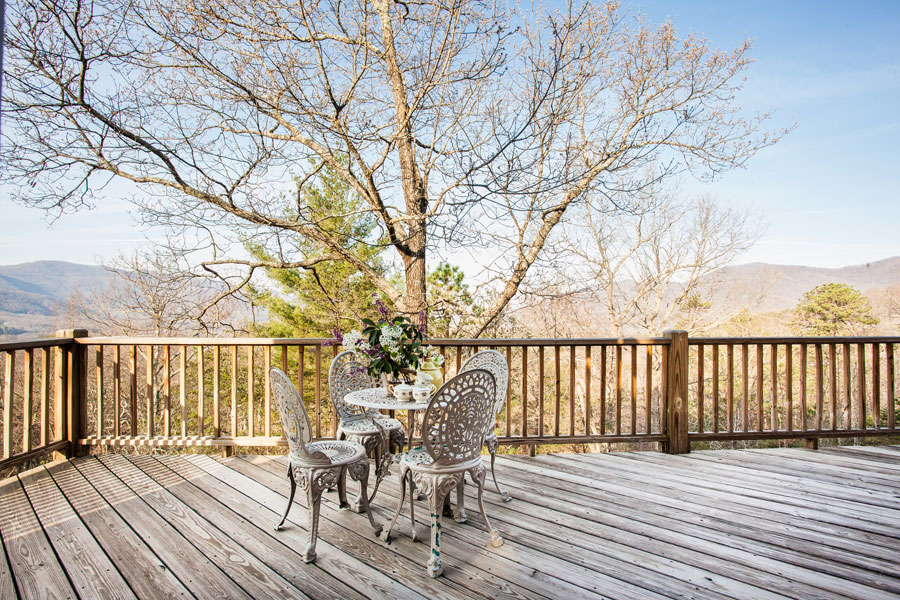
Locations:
459;349;512;502
329;351;406;502
270;367;381;563
382;368;502;578
329;350;406;452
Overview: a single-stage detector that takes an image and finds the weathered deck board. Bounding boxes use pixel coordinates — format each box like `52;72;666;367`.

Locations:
0;445;898;599
17;468;137;600
45;461;190;600
0;477;76;599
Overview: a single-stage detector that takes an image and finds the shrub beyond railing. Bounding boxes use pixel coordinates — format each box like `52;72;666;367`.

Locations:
2;331;898;470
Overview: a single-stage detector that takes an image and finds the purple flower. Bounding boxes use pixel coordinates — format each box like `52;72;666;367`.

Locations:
418;311;427;334
323;326;343;346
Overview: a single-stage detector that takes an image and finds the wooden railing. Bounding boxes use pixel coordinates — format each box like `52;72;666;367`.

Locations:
688;337;898;446
2;330;898;470
0;332;83;471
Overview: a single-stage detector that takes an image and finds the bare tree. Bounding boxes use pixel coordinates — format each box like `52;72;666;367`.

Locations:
3;0;788;331
68;250;242;336
518;190;767;337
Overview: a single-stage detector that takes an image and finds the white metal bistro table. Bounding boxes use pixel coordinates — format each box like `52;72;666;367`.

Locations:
343;387;431;505
343;387;430;454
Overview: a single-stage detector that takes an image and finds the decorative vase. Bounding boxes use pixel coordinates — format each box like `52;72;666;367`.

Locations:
417;360;444;390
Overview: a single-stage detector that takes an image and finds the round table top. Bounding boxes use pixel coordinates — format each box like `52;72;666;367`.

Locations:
344;387;430;411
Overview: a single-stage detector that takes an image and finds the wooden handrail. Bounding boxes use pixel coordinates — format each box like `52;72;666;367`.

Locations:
3;330;898;471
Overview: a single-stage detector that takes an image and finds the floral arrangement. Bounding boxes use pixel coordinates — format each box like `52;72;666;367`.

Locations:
333;295;430;379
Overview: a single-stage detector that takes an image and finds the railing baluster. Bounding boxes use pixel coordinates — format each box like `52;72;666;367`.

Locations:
24;349;33;452
147;345;155;437
756;344;763;431
600;346;607;434
130;345;138;437
4;351;15;458
213;346;220;437
164;346;171;438
113;346;120;438
726;344;734;434
264;348;271;437
41;348;50;446
570;345;577;436
712;344;719;433
615;345;622;436
94;347;102;438
230;345;238;437
857;344;866;429
585;346;592;435
538;346;545;438
505;346;511;437
815;344;824;431
197;346;205;437
554;346;560;437
521;346;528;438
247;346;255;437
741;344;749;433
645;345;652;434
830;344;837;430
800;344;807;431
872;343;880;429
630;345;637;436
315;345;322;439
770;344;777;431
888;343;895;431
697;345;704;433
786;343;793;431
180;346;186;437
842;343;851;430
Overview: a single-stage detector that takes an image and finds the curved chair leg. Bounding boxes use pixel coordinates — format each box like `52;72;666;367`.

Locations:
470;465;503;548
347;458;382;536
304;469;328;563
275;464;297;531
337;465;349;509
488;439;512;502
382;466;409;542
408;471;418;542
453;479;467;523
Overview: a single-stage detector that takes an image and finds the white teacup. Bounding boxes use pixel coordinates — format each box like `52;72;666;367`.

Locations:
394;384;414;401
412;384;433;402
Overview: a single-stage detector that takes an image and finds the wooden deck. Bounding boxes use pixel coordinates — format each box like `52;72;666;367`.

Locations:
1;445;899;600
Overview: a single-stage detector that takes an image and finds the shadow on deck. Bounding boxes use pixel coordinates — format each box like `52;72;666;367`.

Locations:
1;445;899;599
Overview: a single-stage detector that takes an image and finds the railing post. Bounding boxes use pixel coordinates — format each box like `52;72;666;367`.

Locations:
56;329;89;458
664;330;689;454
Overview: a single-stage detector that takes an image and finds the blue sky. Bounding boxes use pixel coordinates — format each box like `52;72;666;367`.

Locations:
2;0;899;268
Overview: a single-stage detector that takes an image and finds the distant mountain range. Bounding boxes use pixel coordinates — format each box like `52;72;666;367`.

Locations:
713;256;900;313
0;261;112;338
2;257;900;339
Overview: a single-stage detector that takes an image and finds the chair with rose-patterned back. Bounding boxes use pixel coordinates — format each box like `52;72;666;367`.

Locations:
381;368;502;578
270;367;381;563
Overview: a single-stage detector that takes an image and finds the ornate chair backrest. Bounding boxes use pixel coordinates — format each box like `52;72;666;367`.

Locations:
422;369;496;468
328;350;378;422
460;349;509;417
270;368;327;464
